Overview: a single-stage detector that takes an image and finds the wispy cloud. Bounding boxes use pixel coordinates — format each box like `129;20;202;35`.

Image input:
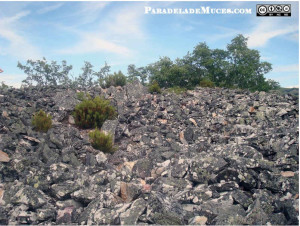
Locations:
203;26;239;44
37;3;64;14
57;33;132;56
56;3;145;57
286;85;299;88
272;64;299;73
247;19;298;48
100;3;146;39
0;10;41;60
72;2;109;25
270;73;299;84
0;10;30;24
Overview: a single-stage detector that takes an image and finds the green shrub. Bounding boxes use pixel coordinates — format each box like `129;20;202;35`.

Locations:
76;92;85;101
149;81;161;94
89;128;115;153
100;71;127;88
199;78;215;88
32;110;52;132
73;96;117;129
76;91;91;101
165;86;187;95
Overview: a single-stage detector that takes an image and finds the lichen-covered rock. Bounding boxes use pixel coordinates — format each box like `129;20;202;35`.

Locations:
119;198;146;224
0;85;298;225
101;119;118;143
10;186;48;209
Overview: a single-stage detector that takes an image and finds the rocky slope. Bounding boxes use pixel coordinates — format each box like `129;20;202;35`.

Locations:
0;80;298;225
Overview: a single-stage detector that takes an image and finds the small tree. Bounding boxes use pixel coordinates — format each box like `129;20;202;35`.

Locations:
227;34;272;91
75;61;96;89
94;62;111;88
18;58;73;87
127;64;148;85
147;56;174;88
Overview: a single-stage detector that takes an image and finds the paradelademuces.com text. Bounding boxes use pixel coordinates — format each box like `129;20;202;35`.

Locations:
145;6;252;14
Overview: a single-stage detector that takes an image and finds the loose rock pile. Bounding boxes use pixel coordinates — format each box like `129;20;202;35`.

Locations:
0;80;298;225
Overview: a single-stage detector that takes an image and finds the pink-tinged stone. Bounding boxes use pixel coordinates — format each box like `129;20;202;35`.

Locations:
281;171;295;177
57;206;74;224
2;111;8;118
249;106;255;113
0;150;10;162
189;118;198;126
158;119;167;124
143;184;151;193
120;182;130;202
179;131;188;145
120;182;140;202
0;187;4;202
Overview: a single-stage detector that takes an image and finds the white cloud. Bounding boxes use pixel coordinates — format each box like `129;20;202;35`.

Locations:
80;1;108;13
56;3;145;57
57;34;132;56
0;11;41;60
286;85;299;88
247;19;298;48
37;3;64;14
72;2;109;25
225;1;248;7
272;64;299;73
0;10;30;24
100;4;146;39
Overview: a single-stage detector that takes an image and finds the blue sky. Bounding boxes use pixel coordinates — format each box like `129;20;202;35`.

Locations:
0;1;298;88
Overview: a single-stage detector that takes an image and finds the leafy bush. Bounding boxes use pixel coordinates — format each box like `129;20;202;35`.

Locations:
73;96;117;129
100;71;127;88
199;78;215;88
149;81;161;94
89;128;115;153
32;110;52;132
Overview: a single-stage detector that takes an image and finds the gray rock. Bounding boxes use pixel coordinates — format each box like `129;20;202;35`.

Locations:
36;208;56;222
125;80;147;100
0;206;8;224
184;127;195;143
119;198;146;224
0;84;298;225
53;90;80;111
11;186;47;209
51;181;80;199
133;159;152;179
232;190;253;209
101;119;118;143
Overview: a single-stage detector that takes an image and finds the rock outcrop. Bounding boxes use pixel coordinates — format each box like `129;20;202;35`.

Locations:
0;82;298;225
